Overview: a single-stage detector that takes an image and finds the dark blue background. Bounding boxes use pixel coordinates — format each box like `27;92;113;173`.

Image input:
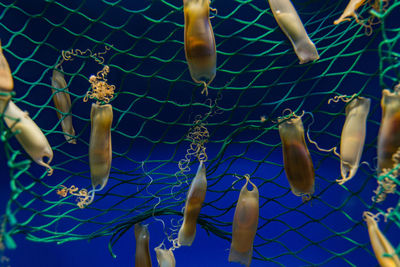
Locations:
0;0;399;266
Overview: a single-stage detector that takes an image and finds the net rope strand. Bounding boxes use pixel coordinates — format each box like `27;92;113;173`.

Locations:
0;0;399;265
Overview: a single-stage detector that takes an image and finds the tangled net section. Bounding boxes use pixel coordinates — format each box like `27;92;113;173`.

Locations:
0;0;399;265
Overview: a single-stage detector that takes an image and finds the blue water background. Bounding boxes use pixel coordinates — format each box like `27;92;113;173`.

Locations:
0;0;399;266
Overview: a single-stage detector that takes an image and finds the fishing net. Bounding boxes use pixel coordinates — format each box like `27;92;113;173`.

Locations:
0;0;399;265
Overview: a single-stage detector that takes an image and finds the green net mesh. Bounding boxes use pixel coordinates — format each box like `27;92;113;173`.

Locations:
0;0;399;266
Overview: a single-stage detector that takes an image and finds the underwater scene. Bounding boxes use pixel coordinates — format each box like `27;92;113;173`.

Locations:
0;0;399;266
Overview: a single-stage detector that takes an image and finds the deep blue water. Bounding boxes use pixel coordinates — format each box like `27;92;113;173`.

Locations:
0;0;399;266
